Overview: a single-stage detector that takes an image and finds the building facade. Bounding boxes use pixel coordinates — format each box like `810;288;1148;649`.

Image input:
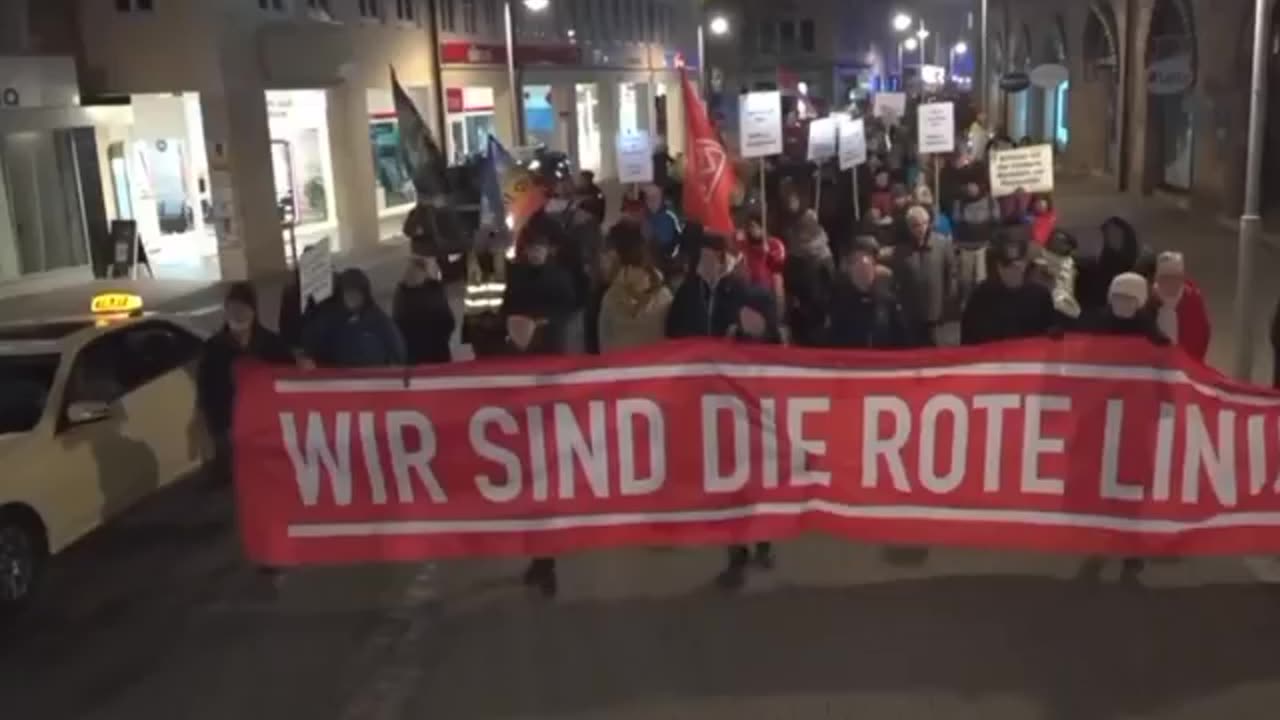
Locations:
988;0;1273;221
0;0;697;290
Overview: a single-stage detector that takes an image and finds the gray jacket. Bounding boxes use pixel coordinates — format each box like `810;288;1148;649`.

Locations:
889;231;959;334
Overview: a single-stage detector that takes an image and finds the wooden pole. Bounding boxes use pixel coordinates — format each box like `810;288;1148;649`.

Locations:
852;168;861;221
759;162;769;237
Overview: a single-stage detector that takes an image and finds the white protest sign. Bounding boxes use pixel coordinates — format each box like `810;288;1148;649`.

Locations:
917;101;955;154
806;117;838;162
837;116;867;170
298;239;334;308
739;90;783;158
989;144;1055;198
873;92;906;123
615;129;653;184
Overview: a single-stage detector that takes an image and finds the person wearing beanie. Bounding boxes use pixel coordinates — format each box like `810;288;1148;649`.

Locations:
1080;271;1168;345
960;227;1058;345
197;282;294;483
825;236;908;349
1151;251;1210;361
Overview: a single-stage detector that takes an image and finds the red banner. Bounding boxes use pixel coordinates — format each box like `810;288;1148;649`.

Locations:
233;339;1280;566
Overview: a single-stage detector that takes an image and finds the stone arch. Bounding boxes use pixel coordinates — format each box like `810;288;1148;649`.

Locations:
1143;0;1197;191
1081;2;1122;175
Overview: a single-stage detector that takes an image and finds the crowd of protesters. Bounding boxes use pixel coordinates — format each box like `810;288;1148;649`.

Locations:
194;99;1248;597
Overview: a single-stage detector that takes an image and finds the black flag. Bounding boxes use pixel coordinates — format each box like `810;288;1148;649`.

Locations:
391;68;467;252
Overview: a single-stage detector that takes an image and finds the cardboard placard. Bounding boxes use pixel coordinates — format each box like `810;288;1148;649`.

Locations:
806;117;838;162
989;144;1055;198
739;90;783;158
872;92;906;123
917;102;956;154
298;239;334;308
615;129;654;184
837;117;867;170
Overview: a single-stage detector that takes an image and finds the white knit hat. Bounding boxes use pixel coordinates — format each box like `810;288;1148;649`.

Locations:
1109;272;1149;306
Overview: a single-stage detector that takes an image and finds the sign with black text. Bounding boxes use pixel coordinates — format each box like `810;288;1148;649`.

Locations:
837;117;867;171
917;102;955;155
989;144;1055;197
615;129;653;184
739;90;783;158
806;117;838;162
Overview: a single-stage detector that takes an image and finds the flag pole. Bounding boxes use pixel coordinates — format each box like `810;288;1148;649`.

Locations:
852;168;861;222
760;161;769;239
814;165;822;216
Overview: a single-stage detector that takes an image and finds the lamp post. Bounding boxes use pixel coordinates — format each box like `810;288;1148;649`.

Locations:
979;0;989;116
1233;0;1276;380
504;0;550;145
699;14;729;95
892;12;912;89
916;25;930;67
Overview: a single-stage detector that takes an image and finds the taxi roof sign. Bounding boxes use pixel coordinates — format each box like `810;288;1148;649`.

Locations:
90;293;144;315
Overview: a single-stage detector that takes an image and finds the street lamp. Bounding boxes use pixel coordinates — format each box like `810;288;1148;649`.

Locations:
505;0;550;143
950;41;968;79
915;26;930;65
698;14;731;96
892;12;912;32
709;15;730;36
903;37;919;52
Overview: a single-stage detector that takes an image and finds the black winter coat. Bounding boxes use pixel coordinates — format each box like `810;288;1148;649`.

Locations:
666;273;746;339
501;261;577;354
824;279;908;349
961;280;1059;346
393;280;456;365
197;325;293;435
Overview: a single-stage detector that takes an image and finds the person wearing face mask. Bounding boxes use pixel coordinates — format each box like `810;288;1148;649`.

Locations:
824;236;907;349
1150;251;1210;362
197;282;294;484
717;285;782;590
392;253;456;365
960;229;1059;346
666;232;746;339
301;269;406;368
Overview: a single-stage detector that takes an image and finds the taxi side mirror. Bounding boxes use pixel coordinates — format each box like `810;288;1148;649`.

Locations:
66;401;113;426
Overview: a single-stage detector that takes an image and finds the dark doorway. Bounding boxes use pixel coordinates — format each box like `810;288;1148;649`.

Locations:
1083;3;1121;176
1144;0;1197;192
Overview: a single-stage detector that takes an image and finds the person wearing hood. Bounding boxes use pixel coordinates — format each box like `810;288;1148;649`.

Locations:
824;236;907;349
1150;251;1210;362
1076;216;1153;315
666;231;747;339
887;204;959;347
392;253;456;365
719;285;781;590
961;228;1059;345
301;269;406;368
598;222;674;353
781;198;835;347
198;282;294;483
1081;272;1169;345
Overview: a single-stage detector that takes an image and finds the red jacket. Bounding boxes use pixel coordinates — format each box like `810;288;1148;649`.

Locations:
1030;211;1057;247
1166;282;1211;361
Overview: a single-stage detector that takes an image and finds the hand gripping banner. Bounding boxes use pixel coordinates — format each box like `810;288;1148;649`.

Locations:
233;338;1280;566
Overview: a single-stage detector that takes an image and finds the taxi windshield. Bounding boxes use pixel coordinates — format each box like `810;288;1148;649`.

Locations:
0;352;61;435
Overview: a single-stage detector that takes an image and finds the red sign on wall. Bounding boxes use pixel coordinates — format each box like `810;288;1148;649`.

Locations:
440;41;581;67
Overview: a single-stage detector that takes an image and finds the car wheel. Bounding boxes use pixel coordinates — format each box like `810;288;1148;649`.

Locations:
0;517;41;614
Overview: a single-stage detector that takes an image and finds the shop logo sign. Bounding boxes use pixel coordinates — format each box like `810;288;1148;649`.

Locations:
1;87;18;107
1148;54;1193;95
693;138;726;203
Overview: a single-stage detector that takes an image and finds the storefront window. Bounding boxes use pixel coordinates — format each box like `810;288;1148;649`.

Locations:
575;83;601;173
369;120;415;210
267;90;335;228
524;84;556;149
445;86;496;164
0;130;90;277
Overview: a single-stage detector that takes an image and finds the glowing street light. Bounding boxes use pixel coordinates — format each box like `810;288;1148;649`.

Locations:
709;15;730;36
954;41;968;55
916;28;930;40
523;0;549;10
892;13;912;32
903;37;919;51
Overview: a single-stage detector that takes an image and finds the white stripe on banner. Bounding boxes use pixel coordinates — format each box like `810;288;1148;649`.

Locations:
287;500;1280;539
272;361;1280;408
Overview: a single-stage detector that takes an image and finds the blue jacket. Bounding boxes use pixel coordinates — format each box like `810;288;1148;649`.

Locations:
646;208;683;256
303;269;407;368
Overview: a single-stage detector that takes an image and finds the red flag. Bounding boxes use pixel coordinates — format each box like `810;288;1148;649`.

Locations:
681;70;737;237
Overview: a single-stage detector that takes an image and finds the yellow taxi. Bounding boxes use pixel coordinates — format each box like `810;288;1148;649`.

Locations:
0;292;209;614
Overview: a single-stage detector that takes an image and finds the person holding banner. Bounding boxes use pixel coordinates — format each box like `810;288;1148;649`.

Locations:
960;229;1059;346
598;222;673;354
300;269;405;369
392;254;455;366
665;232;746;340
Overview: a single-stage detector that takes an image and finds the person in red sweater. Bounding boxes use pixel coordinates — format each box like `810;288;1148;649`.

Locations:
1151;251;1211;361
1028;193;1057;247
735;209;787;306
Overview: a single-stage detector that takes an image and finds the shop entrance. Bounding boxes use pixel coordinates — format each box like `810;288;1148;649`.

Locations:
445;86;496;164
1144;0;1197;193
